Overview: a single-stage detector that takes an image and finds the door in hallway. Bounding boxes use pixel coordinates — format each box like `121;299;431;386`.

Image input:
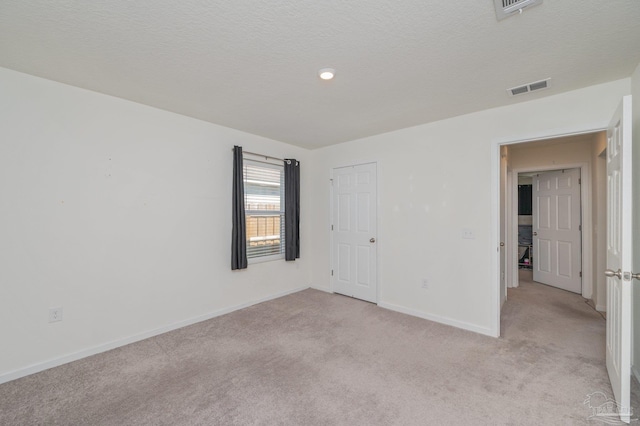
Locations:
331;163;377;303
532;168;582;293
605;96;632;423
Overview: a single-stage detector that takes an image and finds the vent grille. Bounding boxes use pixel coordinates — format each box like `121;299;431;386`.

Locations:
528;80;548;91
494;0;543;20
510;85;529;96
507;78;551;97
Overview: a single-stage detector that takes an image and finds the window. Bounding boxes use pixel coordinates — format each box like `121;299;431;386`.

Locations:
243;158;285;260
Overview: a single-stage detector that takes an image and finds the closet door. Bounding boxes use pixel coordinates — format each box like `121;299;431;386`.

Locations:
331;163;377;303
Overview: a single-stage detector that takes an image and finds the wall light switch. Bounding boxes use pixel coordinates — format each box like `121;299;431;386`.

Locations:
462;228;475;239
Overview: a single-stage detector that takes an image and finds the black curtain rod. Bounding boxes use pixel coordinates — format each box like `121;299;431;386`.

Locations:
233;149;297;164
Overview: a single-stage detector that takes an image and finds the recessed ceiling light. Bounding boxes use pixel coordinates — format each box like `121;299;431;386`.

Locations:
318;68;335;80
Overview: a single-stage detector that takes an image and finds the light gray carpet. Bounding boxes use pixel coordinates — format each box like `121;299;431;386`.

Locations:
0;272;636;425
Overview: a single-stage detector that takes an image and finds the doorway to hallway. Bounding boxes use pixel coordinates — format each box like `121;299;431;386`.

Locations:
502;132;607;302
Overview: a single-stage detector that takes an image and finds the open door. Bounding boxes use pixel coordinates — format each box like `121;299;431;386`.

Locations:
605;95;632;423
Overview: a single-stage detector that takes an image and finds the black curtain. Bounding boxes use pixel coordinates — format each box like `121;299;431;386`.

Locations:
518;185;533;215
284;159;300;261
231;146;247;270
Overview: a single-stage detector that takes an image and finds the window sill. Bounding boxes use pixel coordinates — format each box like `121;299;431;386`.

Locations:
248;254;285;265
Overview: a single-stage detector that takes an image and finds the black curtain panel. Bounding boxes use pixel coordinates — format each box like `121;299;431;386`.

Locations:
231;146;248;270
518;184;533;215
284;159;300;261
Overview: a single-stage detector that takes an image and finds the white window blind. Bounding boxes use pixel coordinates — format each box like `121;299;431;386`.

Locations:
243;158;285;260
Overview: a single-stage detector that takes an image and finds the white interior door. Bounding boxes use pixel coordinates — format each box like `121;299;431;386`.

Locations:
605;96;632;423
532;168;582;293
332;163;377;303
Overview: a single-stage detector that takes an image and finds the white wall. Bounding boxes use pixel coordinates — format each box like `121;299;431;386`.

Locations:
308;78;631;336
0;67;311;382
631;62;640;382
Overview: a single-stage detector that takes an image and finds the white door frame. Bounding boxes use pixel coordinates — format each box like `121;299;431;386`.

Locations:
329;161;379;303
491;129;604;337
500;149;510;306
508;163;592;299
504;163;515;303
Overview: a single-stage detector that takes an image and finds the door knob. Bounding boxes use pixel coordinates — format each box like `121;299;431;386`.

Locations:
500;242;505;247
533;232;538;236
370;238;376;243
633;272;640;280
604;269;622;279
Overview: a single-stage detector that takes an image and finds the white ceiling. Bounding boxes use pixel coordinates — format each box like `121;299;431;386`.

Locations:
1;1;639;148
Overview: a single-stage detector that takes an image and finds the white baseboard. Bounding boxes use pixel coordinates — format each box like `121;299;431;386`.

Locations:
596;304;606;312
309;285;332;293
0;286;309;385
378;302;496;337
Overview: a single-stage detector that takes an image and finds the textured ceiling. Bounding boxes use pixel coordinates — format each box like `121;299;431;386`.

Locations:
1;1;639;148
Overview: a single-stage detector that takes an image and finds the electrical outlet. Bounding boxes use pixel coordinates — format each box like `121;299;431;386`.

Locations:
49;307;63;323
421;279;429;290
462;228;475;239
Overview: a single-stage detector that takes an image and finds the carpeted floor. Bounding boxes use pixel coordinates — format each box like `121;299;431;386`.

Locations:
0;272;637;425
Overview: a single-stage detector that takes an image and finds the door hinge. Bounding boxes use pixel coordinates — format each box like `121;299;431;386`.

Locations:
579;225;582;231
330;179;334;186
578;178;581;184
579;271;582;277
331;224;334;231
331;270;334;276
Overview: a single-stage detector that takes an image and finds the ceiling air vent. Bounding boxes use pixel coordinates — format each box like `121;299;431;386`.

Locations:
507;78;551;97
494;0;543;21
